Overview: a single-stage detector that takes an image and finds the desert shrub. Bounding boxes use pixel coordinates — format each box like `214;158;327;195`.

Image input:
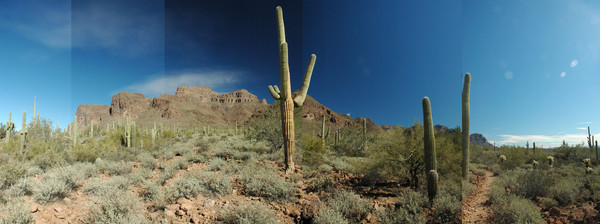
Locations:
72;144;99;163
0;160;28;189
239;164;297;201
539;197;559;208
433;191;461;224
514;169;555;200
206;157;227;171
549;178;579;206
462;180;476;199
307;176;334;193
86;190;148;224
329;157;353;173
220;202;279;224
182;151;206;163
71;162;98;179
139;180;165;210
32;166;81;203
314;207;348;224
318;164;333;173
127;168;153;185
6;178;34;199
328;189;372;222
377;190;427;224
97;160;133;176
301;134;327;171
0;199;34;224
83;176;129;197
165;171;232;203
157;158;188;185
25;166;43;177
136;153;156;169
491;194;544;224
31;147;69;170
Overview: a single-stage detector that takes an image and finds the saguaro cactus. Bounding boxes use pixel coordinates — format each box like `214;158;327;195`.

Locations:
533;142;536;154
317;114;329;149
363;117;367;150
267;6;317;172
423;97;438;203
90;121;94;137
588;127;595;154
462;73;471;179
5;112;14;143
19;111;27;153
152;121;157;146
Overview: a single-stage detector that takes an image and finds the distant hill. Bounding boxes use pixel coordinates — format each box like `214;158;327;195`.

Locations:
71;86;493;148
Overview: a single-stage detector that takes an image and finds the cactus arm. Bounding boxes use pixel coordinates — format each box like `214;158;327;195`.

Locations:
268;85;280;100
462;73;471;179
293;54;316;107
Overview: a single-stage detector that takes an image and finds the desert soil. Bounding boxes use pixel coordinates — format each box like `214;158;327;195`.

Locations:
462;170;495;224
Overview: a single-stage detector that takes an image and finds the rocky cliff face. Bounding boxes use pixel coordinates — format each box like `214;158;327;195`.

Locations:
74;86;267;131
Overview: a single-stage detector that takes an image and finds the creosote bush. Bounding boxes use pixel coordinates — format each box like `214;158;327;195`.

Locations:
220;202;279;224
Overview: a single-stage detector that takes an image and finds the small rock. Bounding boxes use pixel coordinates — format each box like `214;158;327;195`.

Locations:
177;197;192;205
165;210;177;218
63;198;72;203
166;204;181;211
54;207;63;213
176;209;186;216
41;213;53;220
203;200;216;207
30;204;39;213
55;212;66;219
181;202;194;212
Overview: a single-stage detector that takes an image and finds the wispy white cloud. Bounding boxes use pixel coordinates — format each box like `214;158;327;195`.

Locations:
497;133;599;147
560;72;566;78
118;71;242;97
0;1;71;49
504;71;513;80
577;127;588;130
71;1;163;57
570;59;578;68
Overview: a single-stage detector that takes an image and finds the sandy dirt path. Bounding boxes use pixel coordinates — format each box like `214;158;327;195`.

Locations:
462;170;496;224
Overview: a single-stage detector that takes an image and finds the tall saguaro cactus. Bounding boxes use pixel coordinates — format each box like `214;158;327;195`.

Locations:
267;6;317;172
73;116;78;149
5;112;14;143
462;73;471;179
19;111;27;154
423;97;438;203
363;117;367;150
588;127;595;154
317;114;329;149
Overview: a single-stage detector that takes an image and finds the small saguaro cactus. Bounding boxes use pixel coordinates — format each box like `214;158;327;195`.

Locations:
5;112;14;143
317;114;330;149
583;158;592;168
588;127;595;153
267;6;317;173
422;97;438;203
499;155;506;163
152;121;157;146
596;140;598;162
462;73;471;180
19;111;27;154
586;167;593;174
547;156;555;168
90;121;94;138
125;117;132;148
532;160;539;169
526;141;529;154
533;142;536;154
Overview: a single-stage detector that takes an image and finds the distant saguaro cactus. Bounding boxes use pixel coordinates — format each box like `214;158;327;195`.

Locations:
152;121;157;146
317;114;329;149
267;6;317;173
5;112;14;143
533;142;536;154
462;73;471;179
422;97;438;203
19;111;27;154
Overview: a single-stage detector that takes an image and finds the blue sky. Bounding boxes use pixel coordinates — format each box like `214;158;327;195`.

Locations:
0;0;598;147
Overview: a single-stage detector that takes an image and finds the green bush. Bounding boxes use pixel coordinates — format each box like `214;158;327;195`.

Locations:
136;153;156;169
32;166;81;203
139;180;165;210
549;178;579;206
314;207;348;224
165;171;232;203
220;202;279;224
86;190;148;224
0;160;27;189
206;157;227;171
97;160;133;176
127;168;153;185
377;190;426;224
328;189;372;222
0;199;34;224
239;164;297;201
6;178;33;199
83;176;129;197
307;176;334;193
491;194;544;224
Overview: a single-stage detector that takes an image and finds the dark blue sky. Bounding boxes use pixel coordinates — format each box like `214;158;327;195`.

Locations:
1;0;599;147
